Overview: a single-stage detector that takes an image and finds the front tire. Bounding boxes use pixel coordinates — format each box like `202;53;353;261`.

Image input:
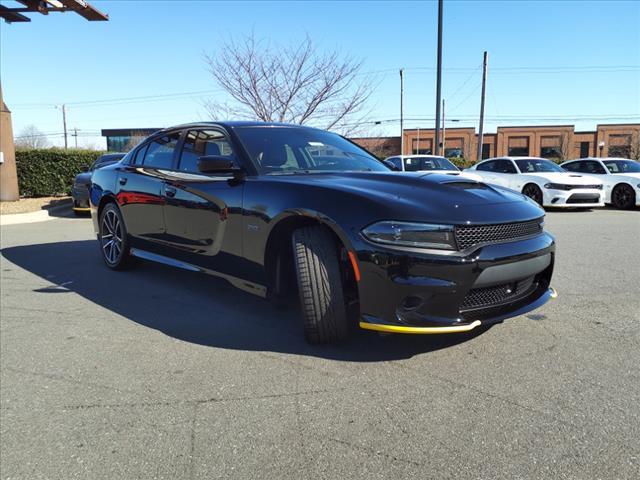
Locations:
611;183;635;209
99;202;134;270
522;183;544;206
292;226;349;344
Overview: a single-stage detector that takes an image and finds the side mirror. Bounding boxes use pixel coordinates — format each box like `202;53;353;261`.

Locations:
80;164;90;172
383;160;400;171
197;155;241;175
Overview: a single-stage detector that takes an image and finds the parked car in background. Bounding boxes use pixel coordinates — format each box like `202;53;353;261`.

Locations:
560;157;640;209
384;154;483;181
465;156;604;208
72;153;125;214
90;122;556;344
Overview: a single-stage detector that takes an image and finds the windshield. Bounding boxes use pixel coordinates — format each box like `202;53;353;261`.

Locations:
403;156;459;172
234;127;390;175
515;158;565;173
603;160;640;173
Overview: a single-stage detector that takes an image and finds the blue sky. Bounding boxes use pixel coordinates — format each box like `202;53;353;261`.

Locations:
1;0;639;148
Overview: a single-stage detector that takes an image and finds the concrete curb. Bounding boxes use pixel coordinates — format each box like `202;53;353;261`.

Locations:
0;202;75;226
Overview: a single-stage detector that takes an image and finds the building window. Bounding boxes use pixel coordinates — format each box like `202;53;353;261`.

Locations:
608;134;631;158
444;148;463;158
540;136;562;160
579;142;590;158
481;143;491;159
507;136;529;156
412;138;432;155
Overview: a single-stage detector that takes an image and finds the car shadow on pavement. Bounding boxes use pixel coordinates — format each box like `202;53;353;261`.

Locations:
1;240;489;362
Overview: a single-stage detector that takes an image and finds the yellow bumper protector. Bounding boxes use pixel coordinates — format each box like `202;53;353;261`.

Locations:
73;207;91;212
359;319;482;334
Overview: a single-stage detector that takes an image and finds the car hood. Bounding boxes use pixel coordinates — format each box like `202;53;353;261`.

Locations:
74;172;92;185
265;171;544;224
521;172;603;185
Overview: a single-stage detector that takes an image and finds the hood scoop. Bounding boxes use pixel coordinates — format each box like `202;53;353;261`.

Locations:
440;180;488;190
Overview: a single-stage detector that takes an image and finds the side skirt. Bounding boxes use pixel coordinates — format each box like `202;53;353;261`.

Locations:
129;247;267;298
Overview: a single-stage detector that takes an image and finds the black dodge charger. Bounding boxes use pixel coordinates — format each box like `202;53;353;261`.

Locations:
90;122;556;344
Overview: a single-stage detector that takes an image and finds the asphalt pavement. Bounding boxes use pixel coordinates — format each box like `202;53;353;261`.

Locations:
1;208;639;479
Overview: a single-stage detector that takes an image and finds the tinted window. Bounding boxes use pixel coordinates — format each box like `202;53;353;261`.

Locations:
515;159;564;173
603;160;640;173
582;161;607;174
495;159;517;173
142;132;181;169
403;156;458;172
235;127;389;175
562;161;584;172
476;160;497;172
132;144;148;166
179;130;235;172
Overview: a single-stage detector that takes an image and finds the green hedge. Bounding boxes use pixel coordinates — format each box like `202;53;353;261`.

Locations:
448;157;476;169
16;149;105;197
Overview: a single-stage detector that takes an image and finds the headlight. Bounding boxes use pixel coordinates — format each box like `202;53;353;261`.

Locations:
362;221;456;250
544;183;572;190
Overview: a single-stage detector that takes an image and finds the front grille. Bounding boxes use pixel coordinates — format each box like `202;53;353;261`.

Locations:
578;185;602;190
455;218;543;251
567;193;600;204
460;275;536;311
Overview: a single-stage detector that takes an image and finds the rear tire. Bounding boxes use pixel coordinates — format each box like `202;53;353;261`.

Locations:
611;183;635;209
292;226;349;344
522;183;543;206
99;202;135;270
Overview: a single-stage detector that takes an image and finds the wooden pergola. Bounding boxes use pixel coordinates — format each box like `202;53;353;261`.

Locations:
0;1;108;201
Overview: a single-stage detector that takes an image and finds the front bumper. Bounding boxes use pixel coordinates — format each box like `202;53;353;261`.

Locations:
355;232;556;333
543;188;604;208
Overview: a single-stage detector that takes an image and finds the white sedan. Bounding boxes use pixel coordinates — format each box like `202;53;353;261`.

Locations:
561;157;640;209
465;157;604;208
384;155;483;181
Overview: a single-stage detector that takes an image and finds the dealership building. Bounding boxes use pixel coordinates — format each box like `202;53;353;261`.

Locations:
103;123;639;161
354;123;640;160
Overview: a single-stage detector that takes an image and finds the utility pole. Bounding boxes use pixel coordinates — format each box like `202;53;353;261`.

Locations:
72;128;78;148
61;104;68;149
441;99;446;156
434;0;443;156
476;51;488;161
400;68;404;155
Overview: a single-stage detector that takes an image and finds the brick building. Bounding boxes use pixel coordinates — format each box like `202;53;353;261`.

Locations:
353;123;640;161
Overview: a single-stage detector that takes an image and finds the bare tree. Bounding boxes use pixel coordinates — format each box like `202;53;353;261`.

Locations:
558;132;572;161
203;34;373;134
123;130;149;152
15;124;50;149
629;135;640;161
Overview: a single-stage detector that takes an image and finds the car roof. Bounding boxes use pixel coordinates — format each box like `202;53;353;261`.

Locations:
480;156;547;162
395;154;448;159
153;121;326;135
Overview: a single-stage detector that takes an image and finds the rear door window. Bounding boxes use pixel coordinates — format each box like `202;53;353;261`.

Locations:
142;132;181;169
476;160;497;172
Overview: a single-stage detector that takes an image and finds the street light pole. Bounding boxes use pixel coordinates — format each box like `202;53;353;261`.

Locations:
400;68;404;155
434;0;443;156
61;104;68;149
442;98;446;156
476;51;488;161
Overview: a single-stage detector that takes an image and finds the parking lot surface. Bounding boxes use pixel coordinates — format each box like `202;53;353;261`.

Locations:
1;209;639;479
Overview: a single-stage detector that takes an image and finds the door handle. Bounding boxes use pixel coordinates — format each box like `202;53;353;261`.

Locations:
165;185;177;198
119;177;128;185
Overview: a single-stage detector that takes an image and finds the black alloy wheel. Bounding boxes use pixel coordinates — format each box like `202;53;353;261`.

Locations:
99;203;134;270
522;184;543;206
611;184;635;210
